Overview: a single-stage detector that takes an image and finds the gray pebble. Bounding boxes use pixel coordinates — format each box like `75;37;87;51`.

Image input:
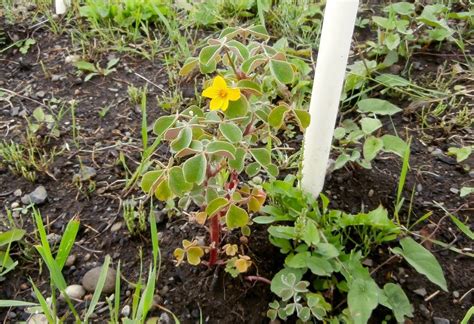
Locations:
27;314;49;323
110;222;122;232
414;288;427;297
63;284;86;299
419;304;430;318
21;185;48;205
121;305;131;317
47;233;62;245
453;291;460;298
65;254;76;267
159;312;172;324
36;91;46;98
433;317;450;324
14;189;22;197
82;266;117;294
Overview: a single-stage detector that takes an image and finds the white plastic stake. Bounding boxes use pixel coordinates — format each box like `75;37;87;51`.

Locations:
301;0;359;196
55;0;68;15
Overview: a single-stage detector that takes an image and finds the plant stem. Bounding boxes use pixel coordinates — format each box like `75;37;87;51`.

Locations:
208;212;221;267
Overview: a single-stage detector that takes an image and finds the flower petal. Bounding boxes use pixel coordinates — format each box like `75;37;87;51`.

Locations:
210;97;224;110
202;86;219;98
227;88;241;101
212;75;227;90
221;99;229;111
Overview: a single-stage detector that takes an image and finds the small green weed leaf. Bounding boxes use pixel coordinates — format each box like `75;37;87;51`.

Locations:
219;123;243;143
206;197;228;217
237;79;262;96
248;25;269;39
154;179;173;201
241;55;267;74
348;278;379;324
55;218;80;270
187;247;204;265
32;107;45;122
448;214;473;240
375;74;410;88
364;136;384;161
266;164;279;178
357;98;402;116
360;118;382;134
226;40;249;60
179;57;198;76
380;283;414;323
250;148;271;167
200;59;217;74
0;251;14;269
206;141;236;159
268;225;296;240
384;33;401;51
382;135;408;157
294;109;311;129
225;96;249;118
0;228;25;247
387;2;415;15
285;252;310;268
168;166;192;196
226;204;249;229
392;237;447;291
307;256;333;276
268;106;290;129
141;170;164;193
245;162;261;177
171;127;193;152
74;61;97;73
269;59;294;84
153;115;177;137
199;45;221;66
447;146;472;163
106;58;120;70
271;268;305;296
334;153;351;170
315;243;339;258
302;221;320;246
229;148;246;172
460;187;474;198
334;127;346;140
183;154;206;185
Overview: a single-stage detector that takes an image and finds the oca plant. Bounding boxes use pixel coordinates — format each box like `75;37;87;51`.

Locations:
140;25;311;274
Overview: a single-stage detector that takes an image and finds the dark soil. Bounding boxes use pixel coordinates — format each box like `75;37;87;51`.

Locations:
1;10;473;324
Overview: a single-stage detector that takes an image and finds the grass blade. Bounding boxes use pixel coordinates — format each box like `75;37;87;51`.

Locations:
30;280;54;323
84;255;112;322
55;216;80;270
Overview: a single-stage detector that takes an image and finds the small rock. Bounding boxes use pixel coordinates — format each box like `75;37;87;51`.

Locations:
449;187;459;194
65;55;80;64
469;171;474;178
121;305;131;317
433;317;450;324
368;189;374;197
21;185;48;205
51;74;62;82
36;91;46;98
82;266;117;294
47;233;62;245
419;304;430;318
452;291;460;298
27;314;49;324
7;311;16;319
83;253;91;262
110;222;122;232
159;312;172;324
155;211;167;224
416;184;423;192
13;189;22;197
362;258;373;267
75;166;97;182
389;64;402;75
65;254;76;267
63;284;86;299
11;202;19;208
153;294;163;305
20;283;28;290
159;285;169;295
414;288;427;297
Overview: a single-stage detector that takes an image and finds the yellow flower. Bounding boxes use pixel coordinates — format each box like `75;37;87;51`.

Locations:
202;76;241;111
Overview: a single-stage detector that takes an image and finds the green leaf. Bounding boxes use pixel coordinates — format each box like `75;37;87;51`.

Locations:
183;154;206;185
384;33;401;51
294;109;311;129
392;237;447;291
226;204;249;229
448;146;471;163
206;197;228;217
380;283;413;323
219;123;243;143
237;79;262;96
199;45;221;66
153;115;177;137
375;74;410;88
55;218;80;270
141;170;164;193
206;141;236;159
268;106;290;129
241;55;267;74
460;187;474;198
448;214;474;240
0;228;25;247
357;99;402;116
348;278;379;324
285;252;310;268
360;118;382;134
302;221;320;246
363;136;384;161
245;162;261;177
315;243;339;258
388;2;415;15
307;256;333;276
179;57;199;76
171;127;193;152
250;148;271;167
154;179;173;201
269;59;294;84
382;135;408;157
168;166;192;196
229;148;246;172
74;61;97;73
224;96;249;118
271;268;305;296
32;107;45;122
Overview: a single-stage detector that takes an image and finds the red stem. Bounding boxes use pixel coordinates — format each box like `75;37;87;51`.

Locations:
208;212;221;267
245;276;271;285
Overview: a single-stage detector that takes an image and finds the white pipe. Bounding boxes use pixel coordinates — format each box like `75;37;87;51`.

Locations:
55;0;68;15
301;0;359;197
